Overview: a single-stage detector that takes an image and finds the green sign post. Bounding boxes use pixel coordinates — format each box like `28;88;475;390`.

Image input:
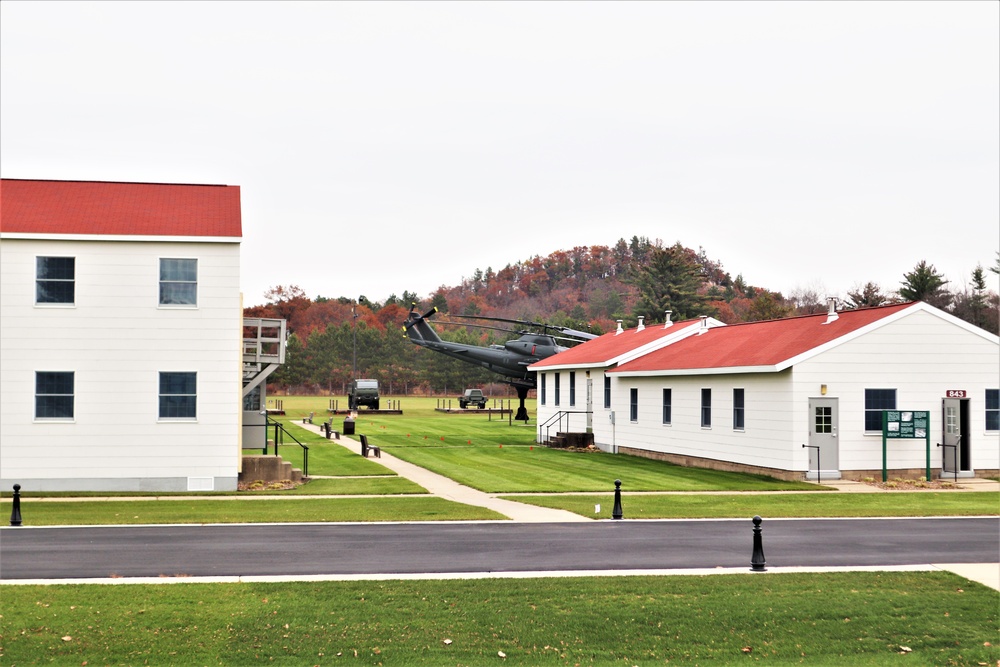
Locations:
881;410;931;482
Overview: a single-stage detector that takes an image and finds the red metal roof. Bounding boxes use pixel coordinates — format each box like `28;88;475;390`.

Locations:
0;179;242;238
531;319;704;368
611;303;917;374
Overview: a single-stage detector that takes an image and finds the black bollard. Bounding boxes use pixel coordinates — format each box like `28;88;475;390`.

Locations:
10;484;23;526
750;515;766;571
612;479;623;520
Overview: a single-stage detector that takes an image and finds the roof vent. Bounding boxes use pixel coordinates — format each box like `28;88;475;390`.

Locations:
823;297;839;324
698;315;710;334
636;316;645;332
663;311;673;328
615;320;624;335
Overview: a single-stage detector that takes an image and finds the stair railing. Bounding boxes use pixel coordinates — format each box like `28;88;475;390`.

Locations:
539;410;592;444
265;414;309;477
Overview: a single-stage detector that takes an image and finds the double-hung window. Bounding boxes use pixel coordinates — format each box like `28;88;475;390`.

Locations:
159;258;197;305
701;388;712;427
864;389;896;432
554;373;561;406
604;374;611;409
540;374;547;406
569;372;576;407
987;389;999;432
159;372;197;419
662;388;672;424
629;388;638;422
733;388;745;430
36;257;75;304
35;371;74;419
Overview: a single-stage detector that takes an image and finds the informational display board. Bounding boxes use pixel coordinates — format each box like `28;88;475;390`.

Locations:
881;410;931;481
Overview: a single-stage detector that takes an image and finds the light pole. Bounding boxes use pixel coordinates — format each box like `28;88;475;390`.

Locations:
352;303;358;379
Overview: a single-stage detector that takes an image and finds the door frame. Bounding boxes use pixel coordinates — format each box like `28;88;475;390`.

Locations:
807;397;840;480
941;397;972;475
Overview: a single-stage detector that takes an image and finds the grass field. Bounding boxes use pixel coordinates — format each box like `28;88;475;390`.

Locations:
502;491;1000;519
3;572;996;665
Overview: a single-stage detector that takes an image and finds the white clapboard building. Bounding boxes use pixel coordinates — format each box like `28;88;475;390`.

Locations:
0;178;250;491
532;301;999;480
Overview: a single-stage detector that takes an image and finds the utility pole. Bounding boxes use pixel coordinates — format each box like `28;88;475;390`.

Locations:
352;302;358;379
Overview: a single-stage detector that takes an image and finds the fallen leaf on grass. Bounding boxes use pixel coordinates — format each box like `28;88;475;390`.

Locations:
742;646;752;653
899;646;912;653
498;650;506;658
62;636;72;642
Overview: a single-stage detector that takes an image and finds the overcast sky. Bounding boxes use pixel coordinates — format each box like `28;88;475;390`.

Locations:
3;1;998;307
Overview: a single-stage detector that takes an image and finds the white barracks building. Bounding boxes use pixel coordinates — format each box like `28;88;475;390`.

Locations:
532;303;999;481
0;179;282;492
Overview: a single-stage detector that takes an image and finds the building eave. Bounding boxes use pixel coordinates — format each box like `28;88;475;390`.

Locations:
613;365;780;377
0;232;241;243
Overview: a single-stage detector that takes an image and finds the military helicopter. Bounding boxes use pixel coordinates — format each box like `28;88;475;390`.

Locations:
402;305;597;421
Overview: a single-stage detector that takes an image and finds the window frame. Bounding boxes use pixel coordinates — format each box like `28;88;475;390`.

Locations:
554;373;561;407
158;371;198;420
35;256;75;306
629;387;638;422
540;373;547;406
35;371;75;420
662;387;672;425
987;389;999;432
159;257;198;307
864;388;896;432
604;374;611;409
733;388;745;430
569;371;576;407
701;388;712;428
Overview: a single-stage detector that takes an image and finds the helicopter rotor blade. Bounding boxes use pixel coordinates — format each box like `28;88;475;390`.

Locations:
436;320;520;336
449;314;597;340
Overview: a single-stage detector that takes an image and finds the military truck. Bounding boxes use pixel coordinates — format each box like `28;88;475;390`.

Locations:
458;388;487;409
348;379;380;410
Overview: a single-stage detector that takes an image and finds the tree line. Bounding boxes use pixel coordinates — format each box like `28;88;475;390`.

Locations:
245;240;998;395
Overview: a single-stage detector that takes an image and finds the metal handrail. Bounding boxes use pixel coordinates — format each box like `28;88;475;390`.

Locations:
540;410;592;444
266;414;309;477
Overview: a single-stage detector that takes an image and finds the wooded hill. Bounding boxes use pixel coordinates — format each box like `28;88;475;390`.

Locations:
246;237;998;395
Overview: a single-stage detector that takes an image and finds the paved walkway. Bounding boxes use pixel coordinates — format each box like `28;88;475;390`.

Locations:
310;426;589;522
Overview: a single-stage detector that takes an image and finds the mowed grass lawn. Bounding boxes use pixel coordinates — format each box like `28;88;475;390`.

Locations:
277;398;820;493
3;572;997;666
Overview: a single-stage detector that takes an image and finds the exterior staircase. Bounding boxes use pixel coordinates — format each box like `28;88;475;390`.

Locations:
546;432;594;449
239;455;304;484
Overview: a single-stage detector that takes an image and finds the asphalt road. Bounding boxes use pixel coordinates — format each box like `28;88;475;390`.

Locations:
1;517;996;580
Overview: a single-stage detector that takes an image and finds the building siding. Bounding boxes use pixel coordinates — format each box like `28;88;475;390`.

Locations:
0;238;242;490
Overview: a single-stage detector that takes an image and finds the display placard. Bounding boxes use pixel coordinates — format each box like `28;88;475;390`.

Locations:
883;411;929;439
881;410;931;482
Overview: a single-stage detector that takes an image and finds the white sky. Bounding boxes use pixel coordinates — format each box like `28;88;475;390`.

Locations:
3;1;998;307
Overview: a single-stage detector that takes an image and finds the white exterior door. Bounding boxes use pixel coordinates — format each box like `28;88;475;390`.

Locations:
941;397;970;473
586;377;593;431
808;398;839;476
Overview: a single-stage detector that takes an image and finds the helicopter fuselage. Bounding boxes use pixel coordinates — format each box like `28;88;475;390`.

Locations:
402;308;567;387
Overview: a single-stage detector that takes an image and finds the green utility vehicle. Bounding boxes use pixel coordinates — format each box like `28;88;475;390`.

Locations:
348;379;380;410
459;388;487;409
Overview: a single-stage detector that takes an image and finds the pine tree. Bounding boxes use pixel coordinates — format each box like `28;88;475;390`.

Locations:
630;243;710;321
899;260;951;309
